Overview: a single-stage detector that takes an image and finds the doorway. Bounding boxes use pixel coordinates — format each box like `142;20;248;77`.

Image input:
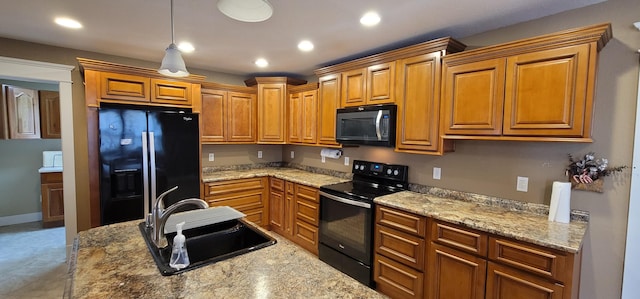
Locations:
0;56;76;255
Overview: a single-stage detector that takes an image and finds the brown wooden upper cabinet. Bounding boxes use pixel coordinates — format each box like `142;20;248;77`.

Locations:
288;84;318;145
317;74;341;147
441;23;611;142
341;62;395;107
245;77;306;144
201;83;257;144
39;90;61;139
1;84;41;139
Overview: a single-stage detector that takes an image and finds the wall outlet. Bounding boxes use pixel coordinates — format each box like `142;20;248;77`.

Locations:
321;156;326;163
208;153;214;162
344;157;350;166
258;151;263;159
517;176;529;192
290;151;295;159
433;167;441;180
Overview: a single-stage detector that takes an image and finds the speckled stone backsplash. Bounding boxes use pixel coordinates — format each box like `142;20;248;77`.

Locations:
203;162;352;180
282;162;353;179
409;183;589;222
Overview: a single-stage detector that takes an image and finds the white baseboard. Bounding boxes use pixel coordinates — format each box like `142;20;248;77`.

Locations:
0;212;42;226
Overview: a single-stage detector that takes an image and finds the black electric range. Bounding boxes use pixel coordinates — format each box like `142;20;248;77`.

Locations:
318;160;408;287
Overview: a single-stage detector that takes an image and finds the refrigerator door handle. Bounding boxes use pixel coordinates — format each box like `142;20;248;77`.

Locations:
142;132;150;225
149;132;157;207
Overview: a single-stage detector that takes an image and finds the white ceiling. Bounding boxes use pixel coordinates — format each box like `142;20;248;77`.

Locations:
0;0;604;77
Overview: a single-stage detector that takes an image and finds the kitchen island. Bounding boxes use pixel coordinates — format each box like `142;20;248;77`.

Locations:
65;220;387;299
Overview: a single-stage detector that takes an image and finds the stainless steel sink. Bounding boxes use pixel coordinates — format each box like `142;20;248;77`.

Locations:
139;218;276;275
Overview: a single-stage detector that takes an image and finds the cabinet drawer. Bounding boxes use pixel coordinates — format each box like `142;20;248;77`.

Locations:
374;253;424;299
270;177;284;191
431;220;488;256
205;189;264;211
205;177;266;196
489;237;566;280
151;79;192;106
40;172;63;183
376;206;426;237
295;198;319;226
293;219;319;255
100;72;150;102
486;261;564;299
296;184;318;203
242;208;268;227
375;224;425;270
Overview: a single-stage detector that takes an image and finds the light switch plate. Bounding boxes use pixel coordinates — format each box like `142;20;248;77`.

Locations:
208;153;214;162
290;151;295;159
344;157;350;166
258;151;263;159
321;156;326;163
433;167;441;180
517;176;529;192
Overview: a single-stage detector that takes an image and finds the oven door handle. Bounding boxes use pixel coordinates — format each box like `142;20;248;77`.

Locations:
320;191;371;209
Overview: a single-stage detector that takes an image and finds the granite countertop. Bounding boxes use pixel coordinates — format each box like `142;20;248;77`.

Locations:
202;167;350;188
375;191;587;253
66;220;388;299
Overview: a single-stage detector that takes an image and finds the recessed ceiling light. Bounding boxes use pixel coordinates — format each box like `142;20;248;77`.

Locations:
298;40;314;52
255;58;269;68
360;12;380;27
218;0;273;22
178;42;195;53
54;17;83;29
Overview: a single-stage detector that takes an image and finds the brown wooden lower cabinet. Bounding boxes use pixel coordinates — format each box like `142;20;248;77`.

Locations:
40;172;64;228
427;242;487;299
267;178;319;255
486;261;565;299
203;177;269;228
374;253;424;299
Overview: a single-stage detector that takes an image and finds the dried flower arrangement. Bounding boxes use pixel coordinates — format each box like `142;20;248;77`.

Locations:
565;152;627;192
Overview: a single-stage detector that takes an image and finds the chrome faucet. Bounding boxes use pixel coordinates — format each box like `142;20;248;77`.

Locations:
147;186;209;248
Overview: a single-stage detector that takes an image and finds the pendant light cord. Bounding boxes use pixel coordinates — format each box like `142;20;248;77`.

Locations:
170;0;175;44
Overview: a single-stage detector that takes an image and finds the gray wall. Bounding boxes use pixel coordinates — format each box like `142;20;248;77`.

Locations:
0;79;61;217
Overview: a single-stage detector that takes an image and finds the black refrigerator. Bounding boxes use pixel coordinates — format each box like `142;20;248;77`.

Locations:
98;105;200;225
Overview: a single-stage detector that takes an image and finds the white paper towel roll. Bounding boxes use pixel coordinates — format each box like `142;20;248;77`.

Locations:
320;148;342;159
548;181;572;223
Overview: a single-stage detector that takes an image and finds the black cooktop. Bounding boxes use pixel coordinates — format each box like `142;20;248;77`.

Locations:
320;160;409;202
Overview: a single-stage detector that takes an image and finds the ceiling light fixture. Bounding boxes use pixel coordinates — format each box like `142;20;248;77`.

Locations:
54;17;83;29
178;42;195;53
360;11;381;27
298;40;314;52
255;58;269;68
218;0;273;23
158;0;189;77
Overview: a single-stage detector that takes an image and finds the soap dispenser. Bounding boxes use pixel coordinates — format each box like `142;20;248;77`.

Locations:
169;221;190;270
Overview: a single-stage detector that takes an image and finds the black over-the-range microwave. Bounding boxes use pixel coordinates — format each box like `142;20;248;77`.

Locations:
335;104;397;147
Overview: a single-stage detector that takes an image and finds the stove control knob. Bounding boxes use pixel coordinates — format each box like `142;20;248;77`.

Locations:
394;170;399;176
387;169;392;175
360;165;365;171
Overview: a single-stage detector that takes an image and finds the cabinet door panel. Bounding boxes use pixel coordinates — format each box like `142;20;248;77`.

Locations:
503;44;591;137
486;262;564;299
301;90;318;144
317;74;341;146
288;92;302;143
341;68;366;107
39;91;61;139
5;85;41;139
100;72;150;102
428;242;486;299
151;79;192;106
269;188;285;233
367;62;395;104
258;83;286;143
227;92;256;142
201;90;226;142
396;53;440;151
442;59;505;135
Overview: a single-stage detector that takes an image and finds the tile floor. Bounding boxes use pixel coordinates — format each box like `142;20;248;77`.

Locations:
0;222;67;298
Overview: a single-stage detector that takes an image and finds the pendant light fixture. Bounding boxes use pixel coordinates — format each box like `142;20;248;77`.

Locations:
158;0;189;77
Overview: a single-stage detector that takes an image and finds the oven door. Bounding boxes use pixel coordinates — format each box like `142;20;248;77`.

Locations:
319;191;373;264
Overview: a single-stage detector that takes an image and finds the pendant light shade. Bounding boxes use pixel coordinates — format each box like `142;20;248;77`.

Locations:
158;0;189;77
